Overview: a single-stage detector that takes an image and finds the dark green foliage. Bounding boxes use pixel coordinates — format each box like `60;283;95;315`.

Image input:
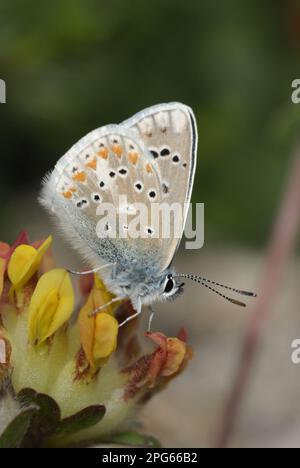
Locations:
0;0;300;246
0;387;106;448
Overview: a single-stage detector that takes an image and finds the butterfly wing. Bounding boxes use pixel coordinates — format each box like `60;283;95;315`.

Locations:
122;102;198;269
41;103;197;281
40;125;165;273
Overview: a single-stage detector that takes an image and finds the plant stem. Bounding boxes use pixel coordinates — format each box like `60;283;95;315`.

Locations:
216;152;300;448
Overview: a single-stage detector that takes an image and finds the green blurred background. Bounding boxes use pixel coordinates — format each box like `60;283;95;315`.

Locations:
2;0;300;449
1;0;300;247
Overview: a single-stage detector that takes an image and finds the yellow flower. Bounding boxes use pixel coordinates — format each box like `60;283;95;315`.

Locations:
28;268;74;346
78;277;119;369
8;236;52;293
93;313;119;359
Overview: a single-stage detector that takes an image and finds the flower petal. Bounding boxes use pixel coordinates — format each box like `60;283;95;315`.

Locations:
10;231;30;250
28;269;74;345
0;258;6;297
93;313;119;360
36;236;52;263
78;283;118;369
0;242;10;260
32;288;59;343
161;338;187;377
8;236;52;292
8;245;37;287
122;331;193;400
146;333;168;387
78;290;99;367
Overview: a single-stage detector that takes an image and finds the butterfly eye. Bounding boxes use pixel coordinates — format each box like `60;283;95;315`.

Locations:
164;277;175;294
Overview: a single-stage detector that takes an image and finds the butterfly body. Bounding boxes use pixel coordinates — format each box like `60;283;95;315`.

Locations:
102;263;179;309
41;103;198;316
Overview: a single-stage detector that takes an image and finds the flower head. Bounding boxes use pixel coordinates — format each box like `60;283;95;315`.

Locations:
122;331;193;400
0;232;193;448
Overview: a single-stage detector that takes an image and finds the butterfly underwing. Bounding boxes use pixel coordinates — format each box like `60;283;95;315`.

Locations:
40;103;198;317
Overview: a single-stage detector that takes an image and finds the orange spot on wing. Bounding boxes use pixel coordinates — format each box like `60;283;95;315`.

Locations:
63;191;73;199
86;157;97;170
97;147;109;160
128;151;139;165
146;163;153;173
112;144;123;158
73;171;87;183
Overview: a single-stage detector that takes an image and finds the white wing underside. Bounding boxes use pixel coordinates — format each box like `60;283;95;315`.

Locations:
40;102;197;273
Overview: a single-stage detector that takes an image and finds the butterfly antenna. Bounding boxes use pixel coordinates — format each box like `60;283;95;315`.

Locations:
175;274;257;307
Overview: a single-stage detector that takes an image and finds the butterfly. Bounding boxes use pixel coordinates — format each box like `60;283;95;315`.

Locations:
40;102;256;329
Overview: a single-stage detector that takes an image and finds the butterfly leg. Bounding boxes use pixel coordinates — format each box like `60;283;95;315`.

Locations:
111;262;117;280
118;310;142;328
147;307;155;333
68;263;116;276
118;298;142;328
89;296;125;317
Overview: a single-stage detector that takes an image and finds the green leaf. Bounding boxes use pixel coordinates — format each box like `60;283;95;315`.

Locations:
0;408;38;448
17;388;61;447
55;405;106;437
104;431;161;448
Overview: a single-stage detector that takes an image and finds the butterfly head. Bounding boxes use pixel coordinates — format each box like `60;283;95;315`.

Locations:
133;267;257;310
135;269;185;307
